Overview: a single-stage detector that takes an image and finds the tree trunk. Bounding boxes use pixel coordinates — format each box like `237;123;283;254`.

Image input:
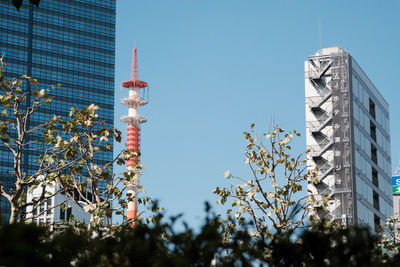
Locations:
89;214;95;231
9;204;18;224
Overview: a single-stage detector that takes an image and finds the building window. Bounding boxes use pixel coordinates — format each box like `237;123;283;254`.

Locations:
370;121;376;142
66;207;72;220
32;197;38;216
369;98;376;119
374;214;380;231
87;191;93;202
39;201;45;214
46;198;52;215
73;189;79;202
372;168;378;188
371;144;377;164
60;206;65;221
373;191;380;211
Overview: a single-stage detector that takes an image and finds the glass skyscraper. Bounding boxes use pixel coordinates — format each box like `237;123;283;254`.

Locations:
305;47;392;231
0;0;116;223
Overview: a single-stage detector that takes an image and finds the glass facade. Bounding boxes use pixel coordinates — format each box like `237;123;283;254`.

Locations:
0;0;116;223
351;59;392;230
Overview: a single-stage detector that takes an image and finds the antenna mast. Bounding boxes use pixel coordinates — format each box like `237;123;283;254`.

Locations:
121;48;148;224
319;20;322;50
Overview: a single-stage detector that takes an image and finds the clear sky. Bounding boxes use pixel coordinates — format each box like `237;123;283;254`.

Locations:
114;0;400;227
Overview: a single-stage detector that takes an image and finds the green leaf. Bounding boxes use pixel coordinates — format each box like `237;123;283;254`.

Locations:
116;158;125;165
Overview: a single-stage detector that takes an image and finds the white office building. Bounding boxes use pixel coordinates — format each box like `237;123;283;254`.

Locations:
26;182;91;225
305;47;392;231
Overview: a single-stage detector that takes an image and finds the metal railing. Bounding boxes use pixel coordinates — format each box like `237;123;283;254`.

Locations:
308;91;332;109
309;115;333;133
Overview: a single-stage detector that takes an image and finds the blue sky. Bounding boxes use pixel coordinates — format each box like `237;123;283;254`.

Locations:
114;0;400;227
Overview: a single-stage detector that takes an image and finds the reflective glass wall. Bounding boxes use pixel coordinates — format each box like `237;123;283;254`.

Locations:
351;59;392;231
0;0;116;223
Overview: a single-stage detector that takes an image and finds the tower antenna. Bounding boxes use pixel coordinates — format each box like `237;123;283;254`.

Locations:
121;48;149;225
319;20;322;50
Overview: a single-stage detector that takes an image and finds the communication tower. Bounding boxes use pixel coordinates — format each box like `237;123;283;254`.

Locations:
121;48;148;222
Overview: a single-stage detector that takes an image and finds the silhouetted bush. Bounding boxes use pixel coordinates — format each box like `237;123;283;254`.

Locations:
1;211;400;266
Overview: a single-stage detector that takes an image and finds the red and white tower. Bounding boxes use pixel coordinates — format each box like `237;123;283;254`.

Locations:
121;48;148;222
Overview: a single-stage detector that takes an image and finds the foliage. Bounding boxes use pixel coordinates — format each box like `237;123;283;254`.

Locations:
46;102;140;230
214;123;327;243
0;56;65;223
11;0;40;10
264;221;391;267
376;216;400;263
0;205;232;266
0;223;90;267
1;207;399;266
0;57;141;228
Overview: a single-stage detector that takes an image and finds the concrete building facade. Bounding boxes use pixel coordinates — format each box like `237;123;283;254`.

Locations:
305;47;392;231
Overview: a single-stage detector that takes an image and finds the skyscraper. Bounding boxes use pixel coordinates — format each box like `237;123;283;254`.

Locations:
0;1;116;223
305;47;392;231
